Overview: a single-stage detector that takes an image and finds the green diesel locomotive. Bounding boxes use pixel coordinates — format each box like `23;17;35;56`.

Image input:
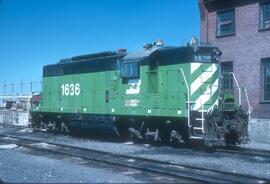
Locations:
31;40;250;146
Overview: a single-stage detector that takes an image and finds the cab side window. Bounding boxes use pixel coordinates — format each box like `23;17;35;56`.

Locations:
120;61;140;78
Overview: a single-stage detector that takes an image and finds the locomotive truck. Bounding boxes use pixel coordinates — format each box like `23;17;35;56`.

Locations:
31;39;251;146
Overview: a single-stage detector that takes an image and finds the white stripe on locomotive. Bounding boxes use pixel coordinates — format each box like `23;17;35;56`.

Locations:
193;78;219;111
190;64;217;96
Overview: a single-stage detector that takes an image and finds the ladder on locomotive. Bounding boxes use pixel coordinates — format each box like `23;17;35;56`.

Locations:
190;71;253;140
190;64;217;139
180;64;253;140
190;106;207;139
179;66;211;140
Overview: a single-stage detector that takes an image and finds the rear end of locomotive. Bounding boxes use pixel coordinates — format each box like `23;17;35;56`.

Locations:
187;40;251;146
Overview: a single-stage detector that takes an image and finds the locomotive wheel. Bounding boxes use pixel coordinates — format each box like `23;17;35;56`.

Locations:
40;121;48;131
44;121;60;134
225;132;238;146
169;130;183;145
145;128;161;143
159;123;171;145
61;122;70;134
51;122;58;133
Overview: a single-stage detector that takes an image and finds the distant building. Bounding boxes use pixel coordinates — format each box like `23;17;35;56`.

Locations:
199;0;270;118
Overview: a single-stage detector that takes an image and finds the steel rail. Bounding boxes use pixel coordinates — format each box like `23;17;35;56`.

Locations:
214;147;270;159
1;124;269;159
0;133;268;183
179;142;270;160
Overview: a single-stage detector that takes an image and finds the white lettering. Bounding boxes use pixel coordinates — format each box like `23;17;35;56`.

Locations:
61;83;81;96
125;99;140;107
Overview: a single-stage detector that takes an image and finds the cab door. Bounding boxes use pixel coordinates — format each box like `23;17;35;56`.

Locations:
147;59;160;110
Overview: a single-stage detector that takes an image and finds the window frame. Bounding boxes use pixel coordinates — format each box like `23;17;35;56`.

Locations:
216;8;236;37
220;61;234;90
259;1;270;31
261;58;270;103
120;60;140;79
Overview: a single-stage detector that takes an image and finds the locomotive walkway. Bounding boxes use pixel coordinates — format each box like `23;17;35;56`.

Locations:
0;133;269;183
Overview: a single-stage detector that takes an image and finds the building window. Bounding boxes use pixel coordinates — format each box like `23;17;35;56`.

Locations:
261;59;270;102
216;9;235;36
260;2;270;30
221;62;233;90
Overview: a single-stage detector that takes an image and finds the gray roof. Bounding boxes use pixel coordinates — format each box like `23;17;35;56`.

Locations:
122;47;160;61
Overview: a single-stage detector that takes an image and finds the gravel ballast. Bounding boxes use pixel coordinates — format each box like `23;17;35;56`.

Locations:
0;148;141;183
0;125;270;180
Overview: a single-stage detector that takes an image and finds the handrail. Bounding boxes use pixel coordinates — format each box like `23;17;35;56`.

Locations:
244;88;253;119
221;72;253;117
201;104;205;134
221;72;241;106
178;68;191;127
229;72;241;106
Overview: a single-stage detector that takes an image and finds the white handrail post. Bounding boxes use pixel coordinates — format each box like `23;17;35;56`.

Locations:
222;72;253;118
202;104;205;134
244;87;253;119
230;72;241;106
179;68;191;127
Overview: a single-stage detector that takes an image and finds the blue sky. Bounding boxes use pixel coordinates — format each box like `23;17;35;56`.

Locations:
0;0;199;84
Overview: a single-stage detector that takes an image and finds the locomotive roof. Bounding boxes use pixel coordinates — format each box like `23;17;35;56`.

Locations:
122;47;161;61
58;51;120;64
43;44;219;77
122;45;218;62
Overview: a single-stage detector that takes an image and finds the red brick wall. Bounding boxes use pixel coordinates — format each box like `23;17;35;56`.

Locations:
200;1;270;118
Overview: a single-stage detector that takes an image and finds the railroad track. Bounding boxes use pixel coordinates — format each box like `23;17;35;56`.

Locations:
189;144;270;160
214;146;270;159
0;134;269;183
2;124;270;158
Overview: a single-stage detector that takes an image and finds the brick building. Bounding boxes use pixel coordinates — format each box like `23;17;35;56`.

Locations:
199;0;270;118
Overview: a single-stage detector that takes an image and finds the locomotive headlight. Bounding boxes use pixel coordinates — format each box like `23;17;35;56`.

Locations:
213;48;222;56
213;49;222;62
